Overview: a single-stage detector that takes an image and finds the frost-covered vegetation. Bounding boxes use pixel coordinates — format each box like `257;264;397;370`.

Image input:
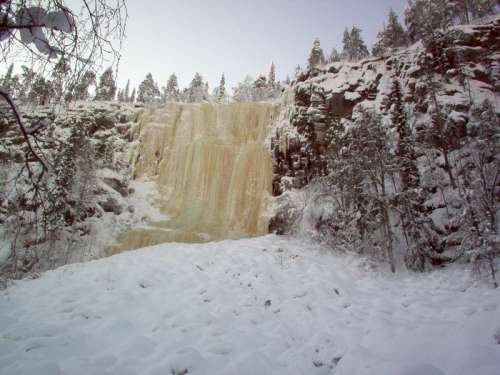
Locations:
0;101;151;281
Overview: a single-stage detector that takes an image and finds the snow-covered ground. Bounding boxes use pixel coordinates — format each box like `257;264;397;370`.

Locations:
0;235;499;375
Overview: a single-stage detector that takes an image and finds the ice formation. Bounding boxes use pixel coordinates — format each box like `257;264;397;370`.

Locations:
108;102;280;254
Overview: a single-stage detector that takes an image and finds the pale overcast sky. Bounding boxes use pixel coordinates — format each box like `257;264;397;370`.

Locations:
116;0;408;92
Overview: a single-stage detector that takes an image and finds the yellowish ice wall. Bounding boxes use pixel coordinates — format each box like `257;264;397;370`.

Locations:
109;102;279;254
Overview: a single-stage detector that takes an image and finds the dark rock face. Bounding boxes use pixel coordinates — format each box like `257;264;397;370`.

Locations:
328;93;356;118
98;197;123;215
103;177;129;197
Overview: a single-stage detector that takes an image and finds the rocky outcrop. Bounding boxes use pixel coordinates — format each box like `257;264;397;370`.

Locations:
269;17;500;249
270;18;500;198
0;101;143;278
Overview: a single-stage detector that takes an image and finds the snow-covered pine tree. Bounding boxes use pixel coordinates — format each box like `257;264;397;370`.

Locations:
164;73;179;102
267;62;282;98
218;73;226;103
124;80;130;102
308;37;326;70
353;108;397;271
130;88;136;103
349;27;370;61
117;89;124;102
388;80;432;272
323;107;397;271
470;0;498;19
204;82;210;101
405;0;455;42
95;67;117;101
456;100;499;287
232;76;254;102
448;0;498;23
1;64;21;99
341;28;351;61
374;8;409;56
188;72;205;102
428;80;457;189
46;121;97;234
51;58;70;102
47;123;85;229
391;80;419;191
328;48;341;63
252;74;268;101
294;65;302;78
372;25;388;57
1;63;14;93
386;8;409;50
18;66;36;102
343;27;369;61
138;73;160;103
28;75;53;105
268;62;276;88
70;71;96;101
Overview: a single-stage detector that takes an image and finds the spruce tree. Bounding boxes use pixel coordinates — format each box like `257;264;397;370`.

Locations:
252;74;268;101
448;0;498;23
372;26;388;57
391;80;419;191
356;109;397;272
124;79;130;102
342;28;351;61
232;76;254;102
188;72;205;102
95;67;117;101
51;58;70;101
329;48;341;63
386;9;408;49
117;89;124;102
349;27;370;61
130;88;136;103
138;73;160;103
294;65;302;78
268;62;276;88
18;65;36;101
29;75;53;105
326;108;397;271
204;82;209;101
308;37;326;70
373;9;408;57
1;63;14;92
218;73;226;103
405;0;455;42
165;73;179;102
458;100;499;286
343;27;369;61
71;71;96;101
47;122;96;229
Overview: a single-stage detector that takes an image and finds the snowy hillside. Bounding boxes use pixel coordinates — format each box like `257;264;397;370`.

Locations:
1;236;499;375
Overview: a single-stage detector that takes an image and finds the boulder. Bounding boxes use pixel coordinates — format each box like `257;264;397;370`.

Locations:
97;197;123;215
102;177;128;197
